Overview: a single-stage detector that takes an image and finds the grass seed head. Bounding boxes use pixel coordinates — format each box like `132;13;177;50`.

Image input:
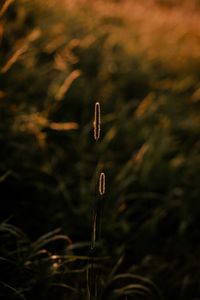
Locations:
99;172;105;196
94;102;101;141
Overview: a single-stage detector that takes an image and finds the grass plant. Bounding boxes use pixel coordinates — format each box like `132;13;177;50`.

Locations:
0;0;200;299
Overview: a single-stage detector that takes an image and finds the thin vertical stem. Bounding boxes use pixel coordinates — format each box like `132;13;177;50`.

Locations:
90;102;99;300
89;102;106;300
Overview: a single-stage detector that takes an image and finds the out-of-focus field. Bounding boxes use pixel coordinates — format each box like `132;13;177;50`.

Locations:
0;0;200;299
65;0;200;70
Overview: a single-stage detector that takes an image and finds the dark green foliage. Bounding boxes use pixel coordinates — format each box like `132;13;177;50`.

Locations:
0;0;200;299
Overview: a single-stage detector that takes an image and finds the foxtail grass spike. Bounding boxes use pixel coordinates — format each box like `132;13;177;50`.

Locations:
99;172;105;196
94;102;101;141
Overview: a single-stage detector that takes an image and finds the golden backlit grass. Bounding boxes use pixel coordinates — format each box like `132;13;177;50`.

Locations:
56;0;200;73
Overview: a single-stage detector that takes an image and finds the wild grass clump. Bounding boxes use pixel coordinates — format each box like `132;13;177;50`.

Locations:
0;0;200;299
0;221;162;300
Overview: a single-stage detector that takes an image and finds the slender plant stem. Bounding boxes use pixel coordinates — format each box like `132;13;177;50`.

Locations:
89;102;105;300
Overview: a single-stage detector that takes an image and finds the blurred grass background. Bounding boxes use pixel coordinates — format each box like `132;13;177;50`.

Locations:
0;0;200;299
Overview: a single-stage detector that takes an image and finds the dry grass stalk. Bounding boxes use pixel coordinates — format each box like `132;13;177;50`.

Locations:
1;29;41;73
0;0;14;18
55;69;81;101
49;122;79;131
